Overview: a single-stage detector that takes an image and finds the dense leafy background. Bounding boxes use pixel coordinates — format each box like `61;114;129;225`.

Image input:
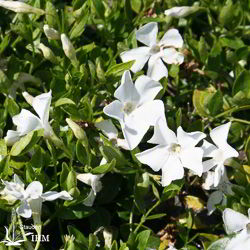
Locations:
0;0;250;249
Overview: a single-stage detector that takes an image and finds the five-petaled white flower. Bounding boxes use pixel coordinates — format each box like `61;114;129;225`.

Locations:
223;208;250;250
103;70;165;150
136;118;206;186
120;22;184;81
202;122;239;187
5;90;53;146
76;169;105;207
95;119;129;150
2;174;72;219
203;170;233;215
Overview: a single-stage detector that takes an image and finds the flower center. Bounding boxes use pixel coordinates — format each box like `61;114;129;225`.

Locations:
122;102;136;115
150;44;161;54
169;143;181;153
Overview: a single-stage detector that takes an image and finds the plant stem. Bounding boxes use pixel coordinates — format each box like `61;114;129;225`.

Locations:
134;200;161;233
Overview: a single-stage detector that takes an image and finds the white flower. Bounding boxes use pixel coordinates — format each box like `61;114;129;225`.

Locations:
164;6;201;18
5;90;53;146
223;208;250;250
120;22;184;81
0;1;45;15
2;174;72;219
76;170;104;207
95;119;129;150
43;24;60;40
203;170;233;215
136;118;205;186
103;70;165;150
202;122;239;187
1;226;32;246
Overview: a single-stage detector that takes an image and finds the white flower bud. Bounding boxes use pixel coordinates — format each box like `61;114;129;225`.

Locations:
165;6;202;18
22;91;34;105
0;1;45;15
43;24;60;40
66;118;88;144
38;43;58;64
61;34;78;65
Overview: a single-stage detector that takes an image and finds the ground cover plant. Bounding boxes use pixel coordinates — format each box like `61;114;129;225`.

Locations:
0;0;249;249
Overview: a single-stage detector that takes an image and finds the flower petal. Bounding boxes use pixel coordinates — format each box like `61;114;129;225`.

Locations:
202;140;218;158
136;22;158;47
121;118;149;150
32;90;52;125
83;189;96;207
148;117;176;145
225;229;250;250
159;29;183;48
162;48;184;65
4;130;21;146
222;143;239;161
42;191;72;201
120;47;150;73
13;174;24;188
177;126;206;148
25;181;43;199
214;164;224;187
223;208;249;234
136;145;169;172
180;147;203;176
203;158;217;173
147;55;168;81
95;119;118;139
103;100;124;122
207;190;223;215
210;122;232;148
132;100;165;127
114;70;140;104
202;171;215;190
12;109;43;136
161;155;184;186
16;200;32;218
134;75;163;105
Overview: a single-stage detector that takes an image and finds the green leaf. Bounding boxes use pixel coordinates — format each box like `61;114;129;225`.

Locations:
45;1;58;28
57;205;95;219
91;159;116;174
67;171;77;191
76;140;88;165
60;162;70;190
161;179;184;201
0;139;7;156
6;98;20;116
92;0;105;19
10;130;42;156
100;145;127;167
70;11;89;39
105;61;135;77
55;98;76;107
233;70;250;98
67;225;89;247
207;90;223;116
136;230;151;250
88;233;98;250
220;37;245;50
0;155;9;177
192;90;212;117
